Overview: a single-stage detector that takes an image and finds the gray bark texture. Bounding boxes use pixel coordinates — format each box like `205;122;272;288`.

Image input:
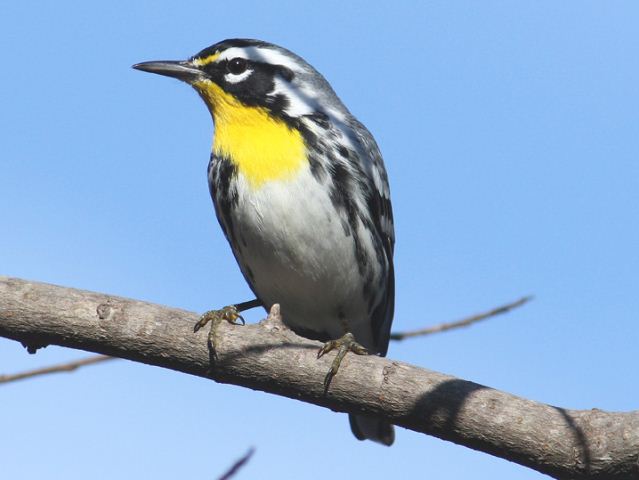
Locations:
1;276;637;479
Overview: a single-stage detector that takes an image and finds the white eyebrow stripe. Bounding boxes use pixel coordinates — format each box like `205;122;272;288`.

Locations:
218;46;306;73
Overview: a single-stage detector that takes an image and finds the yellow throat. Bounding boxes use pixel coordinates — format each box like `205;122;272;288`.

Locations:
194;80;307;188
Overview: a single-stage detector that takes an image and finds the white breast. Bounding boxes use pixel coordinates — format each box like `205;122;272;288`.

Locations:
227;163;380;347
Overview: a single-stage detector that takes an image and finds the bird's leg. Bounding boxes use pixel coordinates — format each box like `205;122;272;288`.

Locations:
194;298;262;359
317;332;368;391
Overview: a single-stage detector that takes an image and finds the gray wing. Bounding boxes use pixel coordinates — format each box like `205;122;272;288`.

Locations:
352;120;395;356
299;105;395;354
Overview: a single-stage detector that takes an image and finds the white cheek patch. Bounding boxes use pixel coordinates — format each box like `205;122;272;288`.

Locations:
272;77;349;127
271;77;316;116
224;69;253;84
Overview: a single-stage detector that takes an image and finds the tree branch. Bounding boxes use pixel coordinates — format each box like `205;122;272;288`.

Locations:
1;296;529;384
217;447;255;480
0;276;637;479
0;354;114;383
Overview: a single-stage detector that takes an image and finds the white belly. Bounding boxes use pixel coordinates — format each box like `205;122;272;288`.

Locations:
228;164;379;347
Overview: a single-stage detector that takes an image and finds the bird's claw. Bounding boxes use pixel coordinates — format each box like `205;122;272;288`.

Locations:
318;332;368;392
194;305;245;359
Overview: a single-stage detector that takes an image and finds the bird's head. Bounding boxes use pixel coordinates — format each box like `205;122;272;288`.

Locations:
133;39;354;187
133;38;346;124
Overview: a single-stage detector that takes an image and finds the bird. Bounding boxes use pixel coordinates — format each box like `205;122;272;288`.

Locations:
133;39;395;445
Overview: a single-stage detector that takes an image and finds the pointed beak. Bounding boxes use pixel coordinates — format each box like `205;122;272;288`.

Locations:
132;60;203;83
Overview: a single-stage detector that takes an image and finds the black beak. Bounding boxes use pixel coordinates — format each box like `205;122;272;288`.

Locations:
132;60;202;83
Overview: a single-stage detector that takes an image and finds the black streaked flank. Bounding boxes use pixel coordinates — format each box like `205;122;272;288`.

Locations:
300;107;394;357
209;153;265;306
307;153;328;183
328;161;368;274
208;154;239;246
371;255;394;355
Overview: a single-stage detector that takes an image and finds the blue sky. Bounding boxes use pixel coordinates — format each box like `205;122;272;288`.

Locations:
1;2;638;479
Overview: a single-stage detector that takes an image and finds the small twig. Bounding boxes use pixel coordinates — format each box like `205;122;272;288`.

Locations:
217;447;255;480
390;296;533;341
0;354;114;384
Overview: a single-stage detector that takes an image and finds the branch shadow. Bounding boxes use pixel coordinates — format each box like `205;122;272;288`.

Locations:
408;379;594;477
203;339;320;378
553;407;592;476
410;378;489;440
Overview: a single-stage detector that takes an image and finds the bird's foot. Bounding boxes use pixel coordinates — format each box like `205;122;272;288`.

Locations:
194;305;245;359
317;332;368;391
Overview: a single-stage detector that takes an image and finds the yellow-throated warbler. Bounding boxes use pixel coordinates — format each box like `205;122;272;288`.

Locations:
134;39;395;445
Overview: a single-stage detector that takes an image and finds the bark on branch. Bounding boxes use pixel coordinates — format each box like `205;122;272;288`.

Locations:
0;276;637;479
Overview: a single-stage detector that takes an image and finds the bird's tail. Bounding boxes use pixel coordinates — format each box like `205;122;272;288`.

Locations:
349;414;395;446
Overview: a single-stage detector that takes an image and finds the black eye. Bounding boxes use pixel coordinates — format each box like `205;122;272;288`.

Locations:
227;57;248;75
